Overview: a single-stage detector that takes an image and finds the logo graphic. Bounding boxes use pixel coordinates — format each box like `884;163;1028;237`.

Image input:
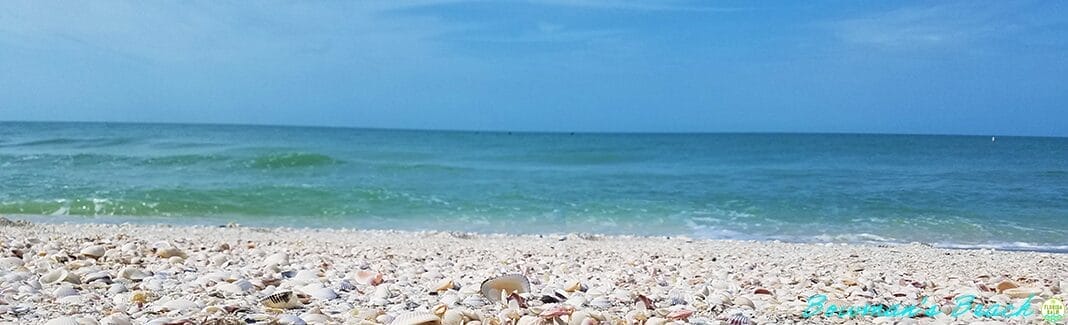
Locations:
1043;297;1065;324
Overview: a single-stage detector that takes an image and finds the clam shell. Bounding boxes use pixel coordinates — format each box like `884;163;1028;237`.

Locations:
588;296;612;309
390;312;441;325
463;295;487;308
0;257;24;270
261;291;302;309
52;284;78;299
277;314;307;325
355;270;384;286
79;245;107;258
304;287;338;300
1003;287;1041;298
995;280;1019;293
441;310;466;325
480;274;530;302
99;313;133;325
265;253;289;266
44;317;81;325
118;267;151;281
156;247;184;258
39;269;80;286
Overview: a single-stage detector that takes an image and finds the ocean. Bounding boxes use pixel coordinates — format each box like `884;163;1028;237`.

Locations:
1;122;1066;251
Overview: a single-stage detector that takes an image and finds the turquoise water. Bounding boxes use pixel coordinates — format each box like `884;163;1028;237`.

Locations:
2;122;1067;251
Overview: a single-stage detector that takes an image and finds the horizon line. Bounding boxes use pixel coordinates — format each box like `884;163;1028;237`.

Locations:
1;119;1063;139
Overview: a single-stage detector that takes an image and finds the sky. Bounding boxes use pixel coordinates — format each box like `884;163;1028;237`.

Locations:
1;1;1066;136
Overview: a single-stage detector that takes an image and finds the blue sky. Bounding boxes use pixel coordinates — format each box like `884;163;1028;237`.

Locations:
1;1;1066;136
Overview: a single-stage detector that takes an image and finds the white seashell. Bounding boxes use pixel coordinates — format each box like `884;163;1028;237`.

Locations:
162;299;201;313
588;296;612;309
294;270;320;282
371;297;391;306
99;313;133;325
83;271;112;284
0;257;24;270
44;316;81;325
373;285;392;299
668;289;689;305
299;311;333;324
733;296;755;309
564;294;587;307
516;315;541;325
433;278;458;292
56;295;88;305
463;295;487;308
156;247;184;258
39;269;80;285
390;311;441;325
261;291;302;309
564;280;586;293
1003;287;1041;298
277;314;307;325
80;245;107;258
53;284;78;299
117;267;151;281
377;314;396;324
265;252;289;266
305;287;338;300
108;283;128;295
480;274;530;302
442;310;466;325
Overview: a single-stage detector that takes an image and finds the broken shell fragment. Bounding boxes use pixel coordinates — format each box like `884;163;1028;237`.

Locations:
480;274;530;302
355;270;384;286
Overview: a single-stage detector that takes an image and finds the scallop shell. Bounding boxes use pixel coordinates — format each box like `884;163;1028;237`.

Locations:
79;245;107;258
725;313;751;325
480;274;530;302
666;309;693;321
390;312;441;325
261;291;302;309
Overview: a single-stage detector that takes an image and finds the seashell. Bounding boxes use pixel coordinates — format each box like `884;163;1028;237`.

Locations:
565;294;587;307
644;317;668;325
564;280;585;293
130;290;154;304
299;312;332;324
265;253;289;266
516;315;541;325
373;285;392;299
99;313;133;325
463;295;487;308
667;289;688;305
539;305;573;318
294;270;320;282
355;270;384;286
39;269;80;286
44;316;82;325
305;287;338;300
83;271;112;284
0;257;24;270
162;299;201;313
441;310;465;325
277;314;307;325
666;309;693;321
994;280;1019;293
480;274;530;302
433;278;458;292
1003;287;1041;298
261;291;303;309
733;296;755;309
118;267;151;281
108;283;128;295
337;279;357;292
725;313;751;325
390;312;441;325
753;288;772;295
53;284;78;299
155;247;184;258
80;245;107;258
588;296;612;309
624;310;647;323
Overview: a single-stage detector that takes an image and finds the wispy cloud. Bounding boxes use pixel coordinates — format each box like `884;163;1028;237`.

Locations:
828;2;1012;51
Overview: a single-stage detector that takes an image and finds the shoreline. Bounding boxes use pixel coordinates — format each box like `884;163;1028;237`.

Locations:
2;218;1067;324
6;214;1068;255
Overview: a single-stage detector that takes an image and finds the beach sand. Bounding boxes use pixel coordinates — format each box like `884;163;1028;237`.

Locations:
1;218;1066;324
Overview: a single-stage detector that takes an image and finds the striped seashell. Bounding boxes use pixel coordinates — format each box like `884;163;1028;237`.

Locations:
390;312;441;325
667;289;689;305
260;291;302;309
725;313;751;325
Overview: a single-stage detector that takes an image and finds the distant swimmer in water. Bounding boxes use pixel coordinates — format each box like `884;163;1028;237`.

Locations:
992;136;996;142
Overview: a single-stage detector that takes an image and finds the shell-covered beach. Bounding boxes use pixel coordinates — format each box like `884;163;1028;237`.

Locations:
1;218;1065;325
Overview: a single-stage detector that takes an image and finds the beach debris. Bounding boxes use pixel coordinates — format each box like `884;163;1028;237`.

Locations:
994;279;1019;293
480;274;530;302
1003;287;1041;298
355;270;384;286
